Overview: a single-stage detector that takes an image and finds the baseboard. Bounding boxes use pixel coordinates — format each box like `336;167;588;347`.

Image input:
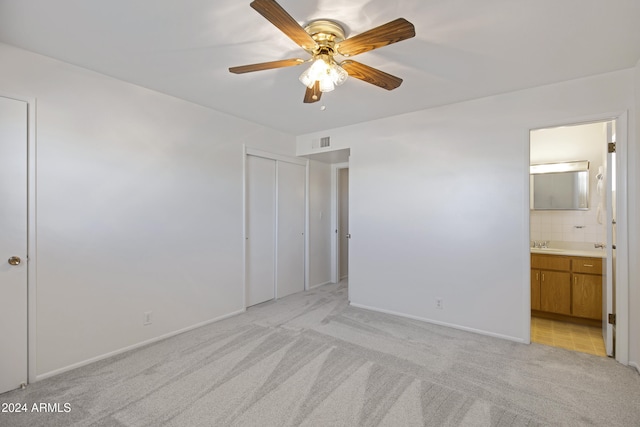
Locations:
349;302;526;344
309;281;331;290
630;361;640;374
35;308;246;381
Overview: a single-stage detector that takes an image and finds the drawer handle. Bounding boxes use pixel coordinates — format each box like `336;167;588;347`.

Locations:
583;264;594;267
541;273;545;282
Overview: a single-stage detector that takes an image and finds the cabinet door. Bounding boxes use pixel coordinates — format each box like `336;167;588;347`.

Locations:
572;274;602;320
531;269;541;311
540;270;571;315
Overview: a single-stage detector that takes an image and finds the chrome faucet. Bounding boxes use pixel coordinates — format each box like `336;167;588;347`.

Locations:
594;242;606;249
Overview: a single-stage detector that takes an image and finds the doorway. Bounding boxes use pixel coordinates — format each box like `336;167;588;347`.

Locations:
529;118;621;358
338;168;349;280
0;95;28;393
331;163;349;284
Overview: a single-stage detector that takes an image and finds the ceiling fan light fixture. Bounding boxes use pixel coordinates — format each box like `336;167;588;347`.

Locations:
229;1;415;103
319;75;335;93
299;57;348;93
331;62;348;86
298;58;326;88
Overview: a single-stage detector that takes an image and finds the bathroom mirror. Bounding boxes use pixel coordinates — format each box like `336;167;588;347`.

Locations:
530;161;589;210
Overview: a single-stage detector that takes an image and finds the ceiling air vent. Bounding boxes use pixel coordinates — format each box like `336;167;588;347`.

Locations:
320;136;330;148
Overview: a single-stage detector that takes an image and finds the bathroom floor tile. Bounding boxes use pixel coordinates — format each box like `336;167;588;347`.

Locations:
531;316;606;357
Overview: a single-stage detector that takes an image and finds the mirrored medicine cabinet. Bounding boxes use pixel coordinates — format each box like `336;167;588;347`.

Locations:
530;160;589;210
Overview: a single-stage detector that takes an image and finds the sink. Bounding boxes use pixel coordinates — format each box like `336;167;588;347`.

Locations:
530;245;606;258
531;247;567;253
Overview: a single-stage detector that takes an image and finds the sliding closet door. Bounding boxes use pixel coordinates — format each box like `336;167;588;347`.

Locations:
246;151;306;306
276;161;305;298
246;155;276;306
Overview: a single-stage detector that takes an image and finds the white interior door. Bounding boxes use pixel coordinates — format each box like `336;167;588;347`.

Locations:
246;155;276;306
276;161;305;299
0;95;28;394
603;121;616;356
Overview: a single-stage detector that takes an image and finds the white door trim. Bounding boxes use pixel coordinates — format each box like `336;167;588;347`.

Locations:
330;162;349;284
27;97;36;383
1;92;37;384
243;147;309;308
526;110;629;365
613;111;629;365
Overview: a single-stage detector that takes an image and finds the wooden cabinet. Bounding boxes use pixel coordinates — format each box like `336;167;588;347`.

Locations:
540;270;571;315
531;270;541;311
572;273;602;320
531;254;603;322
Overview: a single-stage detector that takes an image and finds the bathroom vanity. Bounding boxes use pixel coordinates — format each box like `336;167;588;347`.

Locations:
531;251;604;326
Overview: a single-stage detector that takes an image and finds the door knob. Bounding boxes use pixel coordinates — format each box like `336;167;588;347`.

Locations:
8;256;21;266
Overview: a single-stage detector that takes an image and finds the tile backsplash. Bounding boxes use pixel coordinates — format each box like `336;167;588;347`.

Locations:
530;209;606;244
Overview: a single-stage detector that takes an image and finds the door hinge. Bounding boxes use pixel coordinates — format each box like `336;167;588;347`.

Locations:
608;142;616;153
608;313;616;325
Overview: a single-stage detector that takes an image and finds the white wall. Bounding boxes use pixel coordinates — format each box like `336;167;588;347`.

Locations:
308;160;332;288
530;122;607;245
0;43;297;378
297;70;635;344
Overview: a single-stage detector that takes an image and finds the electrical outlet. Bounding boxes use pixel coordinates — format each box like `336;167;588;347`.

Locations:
435;298;444;310
143;311;152;325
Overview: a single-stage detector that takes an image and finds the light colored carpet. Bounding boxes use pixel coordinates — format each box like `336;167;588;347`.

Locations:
1;280;639;426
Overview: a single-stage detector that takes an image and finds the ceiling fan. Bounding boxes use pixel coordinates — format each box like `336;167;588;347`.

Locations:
229;0;416;103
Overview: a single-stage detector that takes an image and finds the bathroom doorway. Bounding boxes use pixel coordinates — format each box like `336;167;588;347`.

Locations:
529;118;618;357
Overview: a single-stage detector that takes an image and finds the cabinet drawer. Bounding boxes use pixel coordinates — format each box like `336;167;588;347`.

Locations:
531;254;571;271
571;257;603;275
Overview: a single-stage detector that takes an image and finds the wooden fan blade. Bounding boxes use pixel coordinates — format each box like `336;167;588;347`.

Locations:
341;61;403;90
303;81;322;103
229;58;305;74
336;18;415;57
250;0;317;51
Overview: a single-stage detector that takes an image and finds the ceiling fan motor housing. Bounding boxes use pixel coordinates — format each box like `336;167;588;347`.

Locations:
304;20;345;57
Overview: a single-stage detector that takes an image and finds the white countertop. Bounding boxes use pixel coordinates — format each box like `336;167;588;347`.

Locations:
530;247;606;258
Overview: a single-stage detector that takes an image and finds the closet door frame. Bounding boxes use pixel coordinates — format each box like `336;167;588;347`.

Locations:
243;147;309;308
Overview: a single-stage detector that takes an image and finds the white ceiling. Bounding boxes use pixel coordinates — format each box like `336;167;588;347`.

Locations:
1;0;639;135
